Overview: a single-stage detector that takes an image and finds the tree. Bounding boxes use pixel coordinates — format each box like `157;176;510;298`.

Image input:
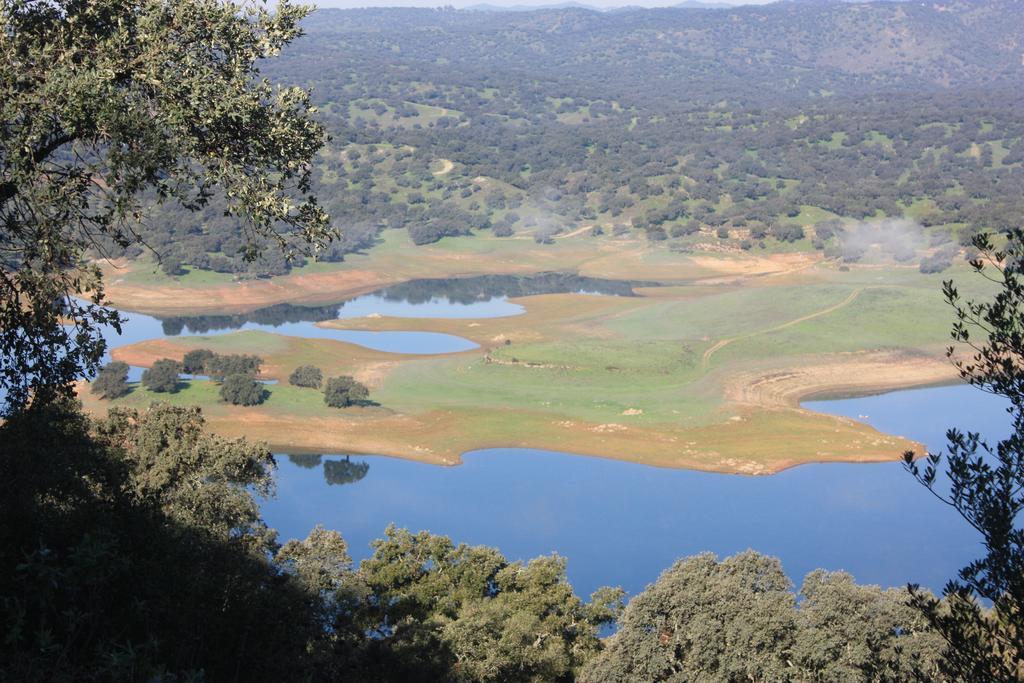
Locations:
90;360;130;399
352;526;624;681
182;348;215;375
142;359;181;393
323;376;370;408
581;552;796;682
290;364;324;389
902;230;1024;681
792;571;942;680
0;402;326;679
219;373;267;406
0;0;331;415
205;353;263;381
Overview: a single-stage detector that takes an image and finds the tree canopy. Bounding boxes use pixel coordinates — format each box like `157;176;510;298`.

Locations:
290;363;324;388
90;360;130;399
324;375;370;408
0;0;330;414
219;372;267;406
141;358;181;393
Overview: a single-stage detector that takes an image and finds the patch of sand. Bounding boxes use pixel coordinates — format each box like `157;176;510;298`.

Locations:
723;350;957;408
432;158;455;175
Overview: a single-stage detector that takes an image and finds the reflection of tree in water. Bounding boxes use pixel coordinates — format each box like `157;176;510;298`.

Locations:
377;272;657;305
160;302;343;335
323;456;370;487
157;273;661;334
286;453;323;469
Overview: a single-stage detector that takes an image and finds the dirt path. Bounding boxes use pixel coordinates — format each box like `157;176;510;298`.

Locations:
554;224;594;239
432;158;454;176
702;287;865;370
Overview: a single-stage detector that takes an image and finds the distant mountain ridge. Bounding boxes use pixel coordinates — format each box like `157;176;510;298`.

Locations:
464;0;732;10
301;0;1024;99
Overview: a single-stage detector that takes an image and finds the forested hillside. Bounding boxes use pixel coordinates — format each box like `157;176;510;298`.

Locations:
131;1;1024;276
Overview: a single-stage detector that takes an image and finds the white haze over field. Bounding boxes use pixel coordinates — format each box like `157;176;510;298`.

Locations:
314;0;774;10
834;218;942;264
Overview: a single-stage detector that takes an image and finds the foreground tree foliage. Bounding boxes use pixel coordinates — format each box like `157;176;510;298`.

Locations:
903;229;1024;681
581;554;942;682
0;0;330;414
0;403;320;680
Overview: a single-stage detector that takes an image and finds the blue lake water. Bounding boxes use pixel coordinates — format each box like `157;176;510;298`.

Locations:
261;384;1010;600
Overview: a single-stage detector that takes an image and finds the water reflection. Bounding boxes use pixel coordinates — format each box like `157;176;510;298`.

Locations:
285;454;371;487
324;457;370;487
156;272;656;334
374;272;658;304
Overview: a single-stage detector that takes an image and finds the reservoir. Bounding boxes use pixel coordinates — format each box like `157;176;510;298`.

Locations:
261;384;1006;599
97;279;1007;599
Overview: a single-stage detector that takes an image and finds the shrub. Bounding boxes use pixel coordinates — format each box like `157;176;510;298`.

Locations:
289;365;323;389
323;376;370;408
205;353;262;381
220;373;266;406
670;221;700;238
772;223;805;243
142;359;182;393
645;226;667;242
182;348;215;375
91;361;130;399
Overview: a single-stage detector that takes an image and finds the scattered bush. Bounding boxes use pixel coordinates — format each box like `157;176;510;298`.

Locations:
645;226;668;242
748;222;768;240
91;361;131;399
670;220;700;238
219;373;267;406
323;376;370;408
182;348;215;375
142;359;182;393
772;223;805;243
289;365;323;389
205;353;262;381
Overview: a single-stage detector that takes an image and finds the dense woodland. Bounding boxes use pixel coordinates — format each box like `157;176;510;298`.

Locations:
133;1;1024;276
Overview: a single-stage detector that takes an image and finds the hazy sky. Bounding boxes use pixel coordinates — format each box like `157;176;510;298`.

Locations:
313;0;775;10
